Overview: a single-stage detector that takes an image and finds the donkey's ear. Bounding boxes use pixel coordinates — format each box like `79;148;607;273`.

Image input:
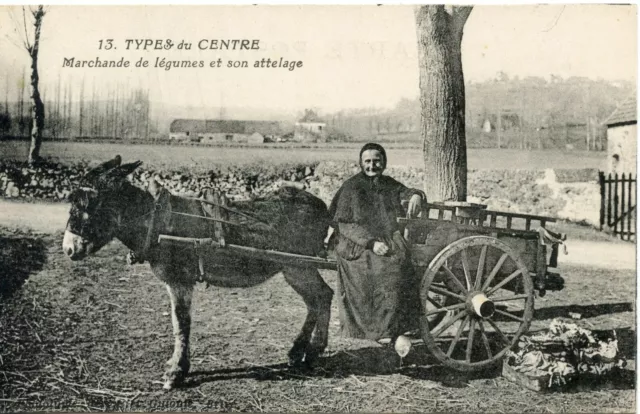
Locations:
83;155;122;183
112;160;143;178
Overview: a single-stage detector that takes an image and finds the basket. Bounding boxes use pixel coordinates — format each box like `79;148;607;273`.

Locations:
503;320;626;392
502;357;577;392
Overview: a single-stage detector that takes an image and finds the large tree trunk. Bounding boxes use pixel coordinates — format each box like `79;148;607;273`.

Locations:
27;6;45;164
415;5;472;202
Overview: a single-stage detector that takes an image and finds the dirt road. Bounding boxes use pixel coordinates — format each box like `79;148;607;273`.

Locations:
0;198;635;412
0;199;634;270
0;199;70;234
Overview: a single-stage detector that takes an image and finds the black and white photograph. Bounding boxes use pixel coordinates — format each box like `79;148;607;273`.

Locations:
0;3;636;412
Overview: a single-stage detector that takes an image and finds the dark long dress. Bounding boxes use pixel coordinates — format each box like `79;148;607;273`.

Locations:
329;172;422;340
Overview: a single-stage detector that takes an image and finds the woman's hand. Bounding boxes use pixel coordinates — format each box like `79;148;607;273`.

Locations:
407;194;423;218
372;241;389;256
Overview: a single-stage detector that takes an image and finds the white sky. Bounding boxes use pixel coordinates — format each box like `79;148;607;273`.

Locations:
0;4;636;113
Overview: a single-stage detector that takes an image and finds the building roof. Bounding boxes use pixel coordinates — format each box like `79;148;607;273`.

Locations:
604;94;637;127
298;109;325;123
170;119;281;134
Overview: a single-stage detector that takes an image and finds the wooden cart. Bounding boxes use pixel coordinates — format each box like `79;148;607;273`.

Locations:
398;201;565;371
158;199;566;372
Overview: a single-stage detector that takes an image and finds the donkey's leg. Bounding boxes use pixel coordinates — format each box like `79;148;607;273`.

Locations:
163;282;194;390
282;267;333;366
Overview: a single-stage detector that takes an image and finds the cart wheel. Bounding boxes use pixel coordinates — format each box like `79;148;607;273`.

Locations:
419;235;534;371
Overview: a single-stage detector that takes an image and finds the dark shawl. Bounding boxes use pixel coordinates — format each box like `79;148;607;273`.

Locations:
328;172;416;240
328;172;422;340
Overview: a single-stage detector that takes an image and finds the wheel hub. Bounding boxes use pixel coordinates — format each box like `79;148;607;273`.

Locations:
468;292;495;318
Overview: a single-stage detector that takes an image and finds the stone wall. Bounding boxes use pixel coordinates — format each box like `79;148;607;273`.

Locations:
307;162;601;226
1;159;602;226
0;160;315;202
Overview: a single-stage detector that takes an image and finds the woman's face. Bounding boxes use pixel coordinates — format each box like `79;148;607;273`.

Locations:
361;149;385;177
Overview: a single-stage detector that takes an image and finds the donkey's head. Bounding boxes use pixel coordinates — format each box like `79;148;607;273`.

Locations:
62;155;142;260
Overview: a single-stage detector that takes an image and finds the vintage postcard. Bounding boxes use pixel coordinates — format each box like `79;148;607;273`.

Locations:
0;4;636;413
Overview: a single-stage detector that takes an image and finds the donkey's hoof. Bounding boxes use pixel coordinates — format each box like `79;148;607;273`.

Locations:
162;374;185;390
288;346;306;367
288;344;323;369
163;369;187;390
303;346;323;366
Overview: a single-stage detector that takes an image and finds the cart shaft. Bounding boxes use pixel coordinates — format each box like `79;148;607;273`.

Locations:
158;234;338;270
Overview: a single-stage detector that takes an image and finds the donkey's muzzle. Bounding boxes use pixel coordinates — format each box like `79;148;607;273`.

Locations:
63;230;88;260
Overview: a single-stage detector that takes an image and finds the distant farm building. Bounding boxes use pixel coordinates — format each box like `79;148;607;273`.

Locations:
604;95;637;174
169;119;281;144
294;110;327;142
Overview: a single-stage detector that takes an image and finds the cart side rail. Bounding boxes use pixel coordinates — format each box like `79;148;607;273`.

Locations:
398;217;542;239
417;202;556;232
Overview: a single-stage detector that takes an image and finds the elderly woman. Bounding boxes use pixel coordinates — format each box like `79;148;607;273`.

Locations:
328;143;425;347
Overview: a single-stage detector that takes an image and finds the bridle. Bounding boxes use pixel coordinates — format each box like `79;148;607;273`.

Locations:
68;182;282;264
67;186;152;240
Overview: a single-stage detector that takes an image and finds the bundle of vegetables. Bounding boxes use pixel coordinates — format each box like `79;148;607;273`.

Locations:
505;318;626;389
506;349;577;388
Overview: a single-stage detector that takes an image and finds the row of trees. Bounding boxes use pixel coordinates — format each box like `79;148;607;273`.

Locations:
5;6;156;162
1;74;155;141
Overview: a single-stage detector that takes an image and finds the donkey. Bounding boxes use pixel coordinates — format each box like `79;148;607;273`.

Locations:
62;156;334;390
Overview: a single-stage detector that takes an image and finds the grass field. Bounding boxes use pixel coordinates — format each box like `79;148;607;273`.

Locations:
0;141;607;171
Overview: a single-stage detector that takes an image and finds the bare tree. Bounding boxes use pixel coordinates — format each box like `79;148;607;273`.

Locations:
53;72;61;138
18;69;26;137
90;80;96;137
415;5;472;201
145;88;151;140
62;78;68;136
67;80;73;138
79;77;85;137
12;6;47;163
4;73;9;117
113;83;119;139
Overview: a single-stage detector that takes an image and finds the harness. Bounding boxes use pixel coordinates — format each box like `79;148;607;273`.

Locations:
125;188;270;277
126;196;163;265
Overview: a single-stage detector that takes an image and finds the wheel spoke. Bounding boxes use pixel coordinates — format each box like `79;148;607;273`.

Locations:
494;309;525;323
442;265;467;294
425;301;466;316
475;245;487;290
486;269;523;296
432;310;468;338
477;320;493;359
486;318;512;346
491;293;529;303
447;315;469;357
430;284;467;302
465;318;477;363
460;249;472;290
426;294;444;308
481;253;508;291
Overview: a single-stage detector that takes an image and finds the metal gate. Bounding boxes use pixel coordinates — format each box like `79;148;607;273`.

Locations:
599;172;636;241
